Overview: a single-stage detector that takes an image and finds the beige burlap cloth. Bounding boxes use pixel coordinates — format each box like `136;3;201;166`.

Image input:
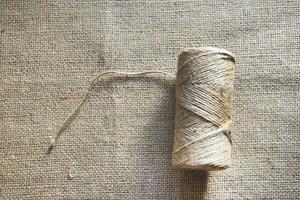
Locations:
0;1;299;199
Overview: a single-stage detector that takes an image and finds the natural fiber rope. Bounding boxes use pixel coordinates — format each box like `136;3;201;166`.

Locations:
47;71;175;154
47;47;235;171
172;47;235;170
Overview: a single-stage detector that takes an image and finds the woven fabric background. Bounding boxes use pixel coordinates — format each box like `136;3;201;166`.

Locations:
0;1;299;199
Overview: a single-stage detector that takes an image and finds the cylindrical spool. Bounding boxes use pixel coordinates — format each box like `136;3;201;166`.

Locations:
172;47;235;171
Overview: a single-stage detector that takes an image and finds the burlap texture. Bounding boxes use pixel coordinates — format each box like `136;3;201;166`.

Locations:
0;1;299;199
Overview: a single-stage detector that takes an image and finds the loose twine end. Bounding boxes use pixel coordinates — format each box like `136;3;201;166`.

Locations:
46;71;174;154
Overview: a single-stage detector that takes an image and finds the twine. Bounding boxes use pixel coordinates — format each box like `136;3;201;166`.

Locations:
172;47;235;170
47;47;235;171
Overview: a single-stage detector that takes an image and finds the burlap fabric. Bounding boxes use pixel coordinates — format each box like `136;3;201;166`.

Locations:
0;1;299;199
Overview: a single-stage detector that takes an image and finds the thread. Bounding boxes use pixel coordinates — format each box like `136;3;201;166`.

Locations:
47;47;235;171
172;47;235;170
47;71;175;154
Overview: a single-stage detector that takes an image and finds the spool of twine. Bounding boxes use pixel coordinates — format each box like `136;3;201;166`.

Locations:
172;47;235;171
47;46;236;171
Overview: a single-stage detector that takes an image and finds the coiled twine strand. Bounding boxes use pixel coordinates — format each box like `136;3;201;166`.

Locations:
47;47;235;171
172;47;235;171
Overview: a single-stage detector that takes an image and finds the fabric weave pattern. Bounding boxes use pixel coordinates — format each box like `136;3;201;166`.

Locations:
0;0;299;199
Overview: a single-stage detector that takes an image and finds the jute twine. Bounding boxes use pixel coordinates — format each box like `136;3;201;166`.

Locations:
172;47;235;170
47;47;235;171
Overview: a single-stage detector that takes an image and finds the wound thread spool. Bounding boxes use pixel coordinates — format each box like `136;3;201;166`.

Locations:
172;47;235;171
47;46;236;172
